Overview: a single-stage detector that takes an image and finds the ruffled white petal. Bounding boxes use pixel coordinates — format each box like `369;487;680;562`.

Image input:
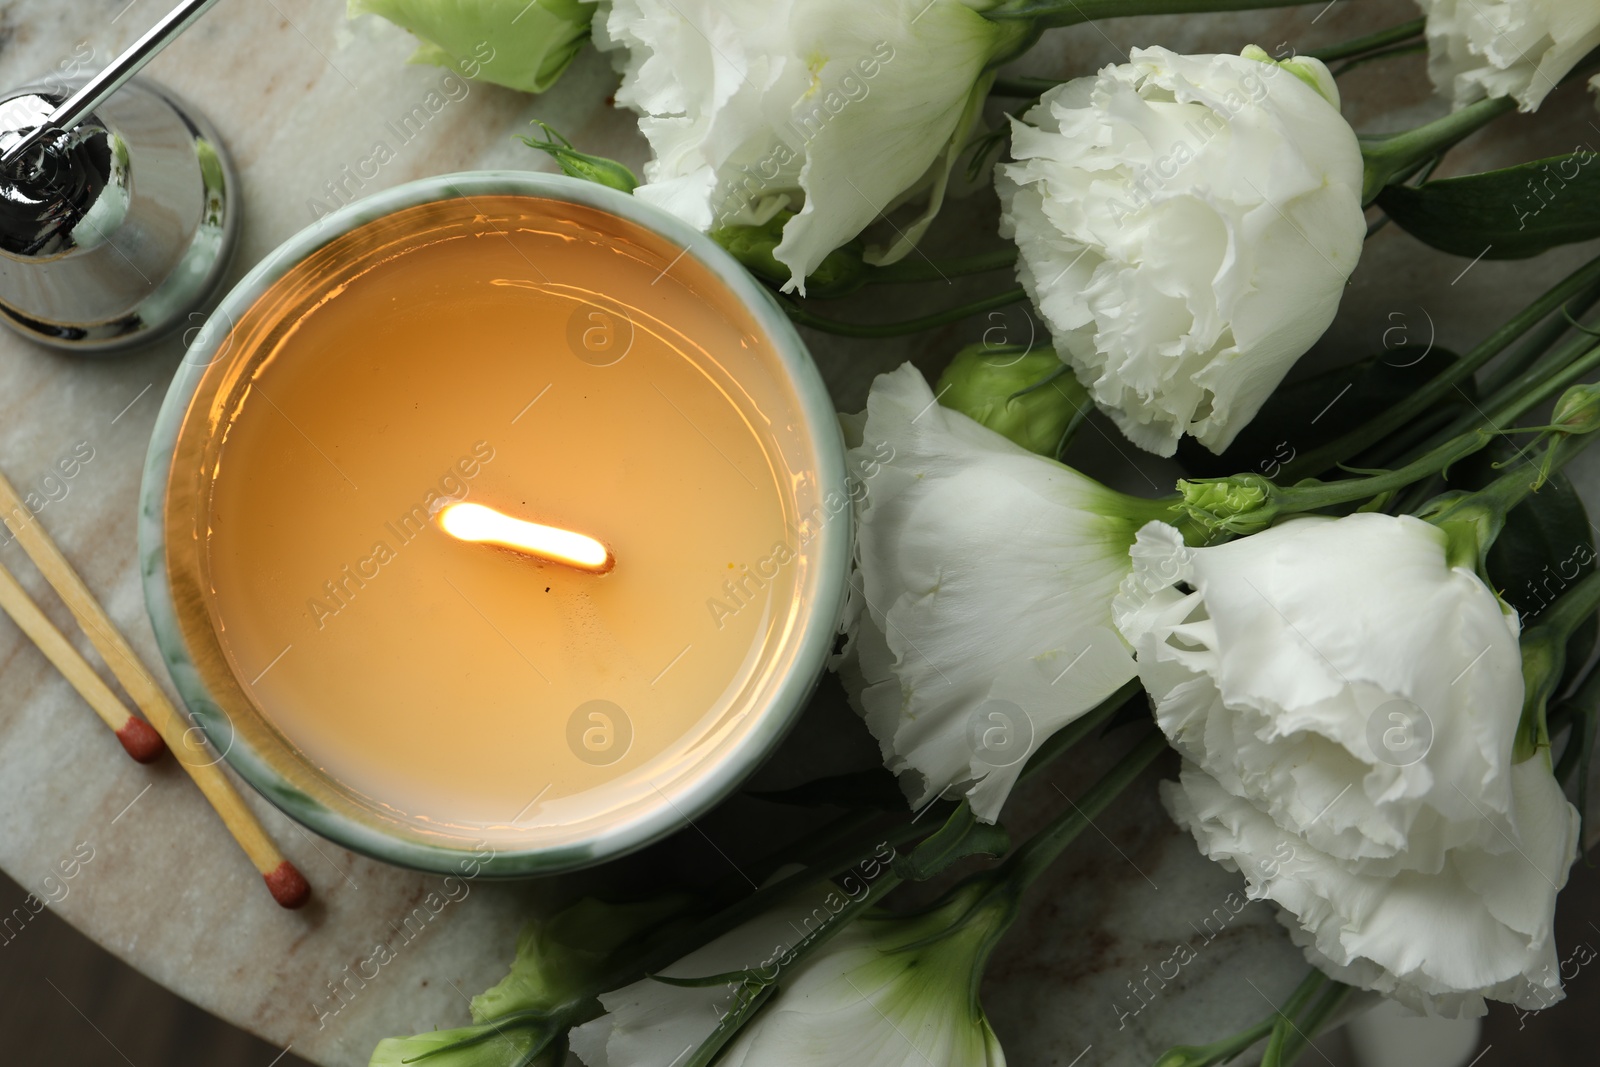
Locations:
1416;0;1600;112
597;0;1005;292
1118;512;1578;1014
1164;759;1577;1016
836;364;1146;822
1115;514;1523;874
998;46;1365;456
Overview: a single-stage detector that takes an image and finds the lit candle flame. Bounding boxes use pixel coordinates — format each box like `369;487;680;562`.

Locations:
437;502;613;574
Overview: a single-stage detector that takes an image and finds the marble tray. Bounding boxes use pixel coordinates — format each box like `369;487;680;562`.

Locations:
1;3;1597;1065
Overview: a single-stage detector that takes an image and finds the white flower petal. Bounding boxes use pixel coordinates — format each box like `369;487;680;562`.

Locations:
1165;759;1577;1016
571;879;841;1065
576;881;1009;1067
1122;511;1576;1013
1417;0;1600;111
998;46;1365;456
598;0;1006;292
1115;514;1522;873
837;364;1147;821
720;913;1007;1066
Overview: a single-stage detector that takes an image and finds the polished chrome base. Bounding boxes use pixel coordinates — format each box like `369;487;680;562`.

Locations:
0;75;237;352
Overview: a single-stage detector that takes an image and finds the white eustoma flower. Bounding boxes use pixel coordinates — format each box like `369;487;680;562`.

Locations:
835;363;1169;822
570;879;1008;1066
595;0;1019;292
1114;513;1581;1015
1415;0;1600;112
998;46;1366;457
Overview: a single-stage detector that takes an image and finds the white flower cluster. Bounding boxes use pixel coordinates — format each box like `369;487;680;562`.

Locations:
838;365;1582;1017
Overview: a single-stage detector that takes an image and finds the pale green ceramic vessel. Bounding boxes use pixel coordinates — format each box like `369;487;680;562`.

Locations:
138;171;850;877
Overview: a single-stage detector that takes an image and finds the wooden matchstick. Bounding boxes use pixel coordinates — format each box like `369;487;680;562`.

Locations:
0;560;165;762
0;472;310;909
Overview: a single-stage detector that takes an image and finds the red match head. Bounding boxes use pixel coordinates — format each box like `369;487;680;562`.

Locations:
263;861;311;910
114;717;166;764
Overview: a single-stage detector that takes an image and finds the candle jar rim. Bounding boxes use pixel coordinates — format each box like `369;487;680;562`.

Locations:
138;170;851;877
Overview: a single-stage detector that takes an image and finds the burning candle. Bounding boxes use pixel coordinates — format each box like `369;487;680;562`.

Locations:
435;502;614;574
144;176;848;874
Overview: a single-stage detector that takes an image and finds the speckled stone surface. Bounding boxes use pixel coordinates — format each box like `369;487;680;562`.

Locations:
1;3;1598;1066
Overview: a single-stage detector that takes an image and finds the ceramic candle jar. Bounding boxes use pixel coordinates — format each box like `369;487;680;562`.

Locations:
140;172;850;875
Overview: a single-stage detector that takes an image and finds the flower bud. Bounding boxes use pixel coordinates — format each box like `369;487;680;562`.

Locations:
1177;475;1276;535
521;122;640;194
712;212;868;298
350;0;592;94
1241;44;1339;105
1551;382;1600;435
935;347;1087;456
1150;1048;1212;1067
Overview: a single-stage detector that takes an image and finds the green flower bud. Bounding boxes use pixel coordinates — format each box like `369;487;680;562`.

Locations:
369;895;693;1065
472;895;691;1019
350;0;593;94
1150;1048;1213;1067
935;346;1088;457
1516;625;1561;764
521;121;639;194
711;211;868;297
1177;474;1276;535
369;1017;557;1067
1551;382;1600;435
1240;43;1339;106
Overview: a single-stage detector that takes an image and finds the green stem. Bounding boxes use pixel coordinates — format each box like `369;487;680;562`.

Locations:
1512;557;1600;768
1279;253;1600;482
991;74;1060;98
1527;567;1600;649
1259;971;1330;1067
1272;983;1355;1066
1331;40;1427;79
993;730;1168;894
1360;95;1516;202
1203;347;1600;530
1187;335;1600;535
1154;968;1325;1067
987;0;1331;28
1482;283;1600;397
782;287;1026;338
1305;16;1426;63
867;247;1018;285
1390;291;1600;470
680;869;904;1067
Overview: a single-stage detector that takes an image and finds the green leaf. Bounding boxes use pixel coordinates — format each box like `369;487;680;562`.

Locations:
1485;466;1597;690
1377;148;1600;260
893;802;1009;882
